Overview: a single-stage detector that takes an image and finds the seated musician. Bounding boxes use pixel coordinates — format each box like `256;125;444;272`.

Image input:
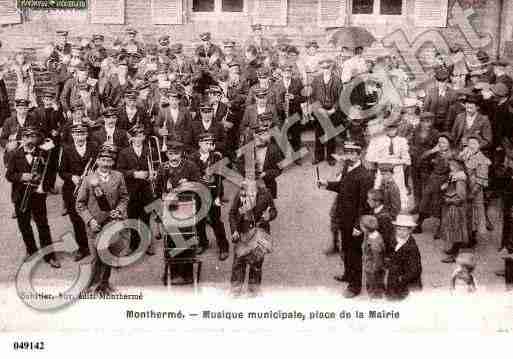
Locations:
156;140;201;285
59;123;98;261
76;144;129;295
190;132;229;260
5;126;61;268
191;101;226;155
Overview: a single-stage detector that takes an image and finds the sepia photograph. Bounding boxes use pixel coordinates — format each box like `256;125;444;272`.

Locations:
0;0;512;354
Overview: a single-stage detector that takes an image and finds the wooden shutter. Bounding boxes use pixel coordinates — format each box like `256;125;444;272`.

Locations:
0;0;20;25
254;0;287;26
414;0;449;27
318;0;347;28
151;0;183;25
90;0;125;24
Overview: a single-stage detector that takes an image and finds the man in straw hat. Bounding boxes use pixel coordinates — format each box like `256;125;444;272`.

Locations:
386;214;422;300
318;141;374;298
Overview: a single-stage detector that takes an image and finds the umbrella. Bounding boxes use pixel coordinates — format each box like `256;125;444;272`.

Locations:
328;27;376;49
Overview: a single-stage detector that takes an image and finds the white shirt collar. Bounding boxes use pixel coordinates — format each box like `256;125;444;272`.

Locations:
373;204;384;214
348;160;361;173
202;120;212;130
75;143;86;156
395;237;408;252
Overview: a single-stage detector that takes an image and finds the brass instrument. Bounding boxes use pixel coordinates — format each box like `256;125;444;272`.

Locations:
160;120;168;152
284;87;290;119
20;147;53;213
73;157;97;199
147;136;162;198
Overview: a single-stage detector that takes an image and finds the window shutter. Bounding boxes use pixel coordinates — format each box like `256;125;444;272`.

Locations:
151;0;183;25
90;0;125;24
0;0;20;25
254;0;287;26
318;0;347;28
414;0;449;27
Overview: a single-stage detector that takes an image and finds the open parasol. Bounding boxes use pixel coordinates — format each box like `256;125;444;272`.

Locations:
328;27;376;49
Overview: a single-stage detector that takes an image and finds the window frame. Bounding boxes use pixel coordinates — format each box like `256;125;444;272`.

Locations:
190;0;248;20
351;0;407;24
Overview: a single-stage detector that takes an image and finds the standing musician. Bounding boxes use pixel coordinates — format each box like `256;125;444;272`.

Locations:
246;68;276;106
243;24;272;56
154;86;194;154
116;124;156;255
102;56;133;109
179;74;201;119
117;89;150;133
310;58;343;166
86;34;108;80
191;102;226;154
220;40;240;72
91;107;129;149
45;30;72;98
191;132;229;259
241;88;279;136
273;63;305;162
59;123;98;261
242;45;261;90
76;144;129;295
194;32;223;95
122;28;145;56
168;43;195;82
60;62;101;122
156;140;201;285
5;126;61;268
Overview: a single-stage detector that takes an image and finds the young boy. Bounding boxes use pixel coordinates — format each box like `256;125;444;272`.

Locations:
360;215;386;299
378;163;401;219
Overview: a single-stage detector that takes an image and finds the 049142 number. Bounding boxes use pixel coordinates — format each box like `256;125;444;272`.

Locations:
13;341;45;350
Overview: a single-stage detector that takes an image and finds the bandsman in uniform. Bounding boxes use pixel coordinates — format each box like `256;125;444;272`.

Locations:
59;123;98;261
117;89;150;133
117;124;156;255
154;86;194;154
76;144;129;295
179;74;201;118
91;107;129;149
220;40;240;72
46;30;72;98
102;56;133;109
190;132;229;259
155;140;201;285
244;23;272;56
122;28;145;56
157;35;172;58
241;88;279;136
194;32;223;95
246;67;276;106
191;101;226;154
242;45;261;90
86;34;108;79
6;126;61;268
169;43;195;83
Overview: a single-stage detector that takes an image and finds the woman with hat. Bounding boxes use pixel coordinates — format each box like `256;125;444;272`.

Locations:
76;143;129;295
409;112;440;212
386;214;422;300
440;156;469;263
415;132;454;236
459;135;491;247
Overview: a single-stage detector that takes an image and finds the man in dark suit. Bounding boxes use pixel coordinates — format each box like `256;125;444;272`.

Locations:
245;68;276;106
117;124;156;255
91;108;130;149
236;124;284;199
241;88;280;137
310;58;344;166
59;124;98;261
451;94;493;151
206;85;229;125
191;102;226;155
273;63;306;162
190;132;229;259
153;87;194;154
423;68;458;132
5;126;61;268
386;214;423;301
318;141;374;298
116;90;150;133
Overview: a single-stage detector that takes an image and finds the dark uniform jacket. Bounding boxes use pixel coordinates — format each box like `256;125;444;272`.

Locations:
191;120;226;154
386;236;423;300
273;77;305;118
154;106;194;152
59;78;101;121
117;144;154;202
116;105;151;134
229;186;277;235
326;164;374;232
102;76;134;108
156;159;201;196
6;147;55;203
0;79;10;128
30;106;65;143
91;126;130;149
241;104;279;134
59;141;99;203
190;150;223;198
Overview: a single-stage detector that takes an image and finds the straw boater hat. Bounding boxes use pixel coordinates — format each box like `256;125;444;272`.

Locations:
392;214;417;227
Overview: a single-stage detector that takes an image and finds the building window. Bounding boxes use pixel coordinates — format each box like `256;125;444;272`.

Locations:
352;0;374;14
193;0;244;13
352;0;403;15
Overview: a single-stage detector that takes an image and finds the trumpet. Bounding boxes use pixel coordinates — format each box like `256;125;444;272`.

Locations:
73;157;97;199
20;148;52;213
147;136;162;198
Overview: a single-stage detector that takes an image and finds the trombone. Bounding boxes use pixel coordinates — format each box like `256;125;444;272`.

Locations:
147;136;162;198
73;157;97;199
20;148;52;213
